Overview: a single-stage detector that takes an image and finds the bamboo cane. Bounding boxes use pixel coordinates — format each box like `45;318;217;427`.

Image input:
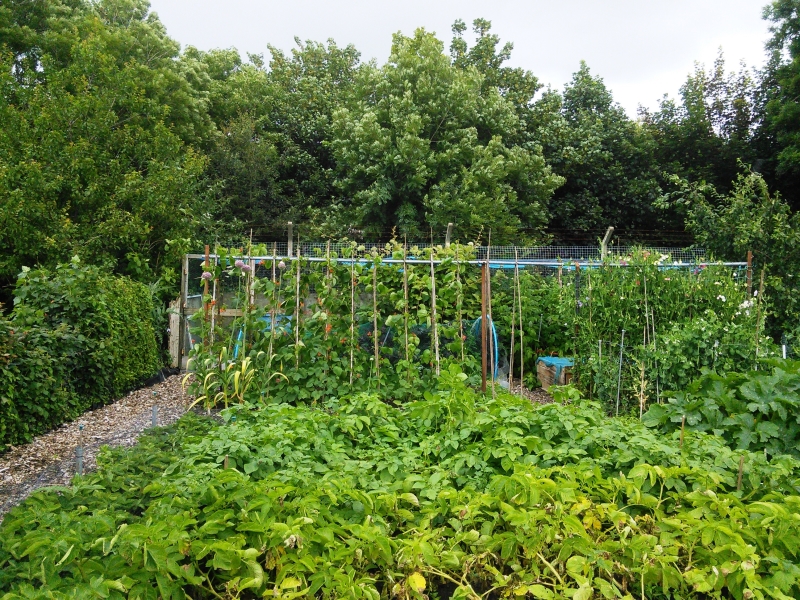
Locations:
754;269;766;369
295;240;301;369
430;242;440;376
373;253;380;387
516;248;524;389
269;243;277;365
203;245;210;348
481;263;488;393
455;242;464;364
510;253;517;392
403;239;410;381
350;245;356;386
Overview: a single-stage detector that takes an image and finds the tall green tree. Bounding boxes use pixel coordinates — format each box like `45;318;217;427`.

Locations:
531;63;666;233
642;52;757;196
759;0;800;210
328;29;562;241
0;0;211;299
194;40;361;230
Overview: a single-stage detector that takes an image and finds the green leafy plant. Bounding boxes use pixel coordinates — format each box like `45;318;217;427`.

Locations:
3;373;800;598
644;359;800;457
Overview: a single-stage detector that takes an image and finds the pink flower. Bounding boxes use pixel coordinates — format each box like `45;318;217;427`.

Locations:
234;259;245;269
242;265;252;273
278;261;286;270
201;271;213;280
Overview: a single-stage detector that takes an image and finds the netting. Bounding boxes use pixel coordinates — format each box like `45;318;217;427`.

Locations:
208;242;710;263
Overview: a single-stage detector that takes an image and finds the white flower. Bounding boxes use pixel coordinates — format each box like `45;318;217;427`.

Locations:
739;300;753;309
754;290;758;297
717;295;726;302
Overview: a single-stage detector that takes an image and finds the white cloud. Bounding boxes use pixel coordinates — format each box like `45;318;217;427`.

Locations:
148;0;773;117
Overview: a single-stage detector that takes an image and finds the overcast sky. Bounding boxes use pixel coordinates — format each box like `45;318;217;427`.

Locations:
147;0;773;117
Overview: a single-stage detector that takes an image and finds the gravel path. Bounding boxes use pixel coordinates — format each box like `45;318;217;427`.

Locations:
0;375;190;520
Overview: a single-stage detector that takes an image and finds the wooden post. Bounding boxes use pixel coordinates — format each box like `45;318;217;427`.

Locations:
445;223;453;248
746;250;753;296
287;222;294;258
481;263;488;393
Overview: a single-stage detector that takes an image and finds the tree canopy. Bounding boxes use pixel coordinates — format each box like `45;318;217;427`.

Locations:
3;4;800;314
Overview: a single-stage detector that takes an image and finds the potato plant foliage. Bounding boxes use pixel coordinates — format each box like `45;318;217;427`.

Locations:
2;369;800;599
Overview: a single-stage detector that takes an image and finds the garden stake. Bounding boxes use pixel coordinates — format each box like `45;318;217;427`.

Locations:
598;340;603;403
373;253;380;387
652;308;661;404
211;244;218;344
737;455;745;491
430;241;440;376
403;239;410;380
350;245;355;386
754;269;765;369
510;252;517;391
615;329;625;417
268;243;277;388
746;250;753;295
639;350;646;420
76;423;84;476
295;239;301;369
455;243;464;364
203;244;210;348
487;234;495;396
680;415;686;448
537;315;543;346
517;248;524;388
481;262;488;393
643;272;649;346
152;405;158;427
223;455;229;470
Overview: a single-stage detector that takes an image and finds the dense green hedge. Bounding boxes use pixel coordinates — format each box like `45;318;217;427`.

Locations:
0;258;161;449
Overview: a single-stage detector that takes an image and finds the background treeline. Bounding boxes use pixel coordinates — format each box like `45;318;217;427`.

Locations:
3;0;800;329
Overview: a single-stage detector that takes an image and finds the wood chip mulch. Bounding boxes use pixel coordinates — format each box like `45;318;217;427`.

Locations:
0;375;191;520
510;382;554;405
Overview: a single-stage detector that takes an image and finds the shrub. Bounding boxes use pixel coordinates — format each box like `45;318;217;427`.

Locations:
0;258;162;449
0;319;80;446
